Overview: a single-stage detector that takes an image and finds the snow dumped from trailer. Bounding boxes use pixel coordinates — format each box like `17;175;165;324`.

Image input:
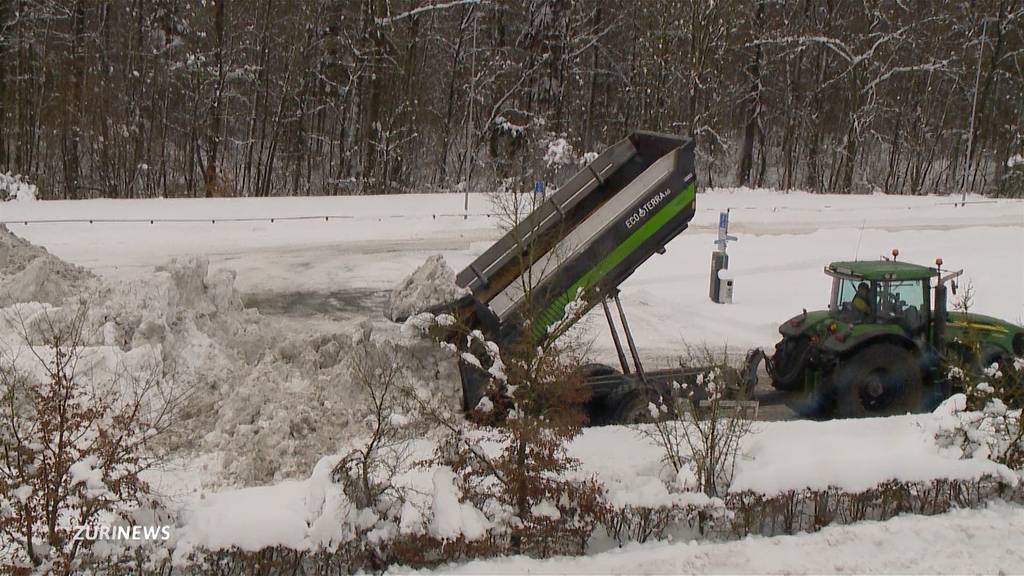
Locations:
385;254;466;322
0;226;464;488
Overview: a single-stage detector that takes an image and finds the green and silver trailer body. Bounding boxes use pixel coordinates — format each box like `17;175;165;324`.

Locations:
454;132;697;410
456;132;691;307
495;141;696;340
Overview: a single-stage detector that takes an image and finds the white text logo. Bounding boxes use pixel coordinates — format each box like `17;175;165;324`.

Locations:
625;189;673;229
73;525;172;541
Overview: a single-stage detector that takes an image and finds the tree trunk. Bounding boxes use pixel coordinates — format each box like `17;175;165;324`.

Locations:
205;0;226;197
735;0;764;187
62;0;87;199
0;0;9;169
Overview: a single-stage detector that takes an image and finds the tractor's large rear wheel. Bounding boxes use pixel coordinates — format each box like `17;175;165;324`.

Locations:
834;343;923;418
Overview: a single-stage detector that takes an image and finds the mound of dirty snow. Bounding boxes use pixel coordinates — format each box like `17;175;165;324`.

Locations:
0;229;465;486
0;224;96;306
385;254;466;322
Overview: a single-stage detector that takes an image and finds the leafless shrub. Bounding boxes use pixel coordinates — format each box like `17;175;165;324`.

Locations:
952;279;976;315
643;346;755;500
0;302;191;574
598;499;726;545
333;341;422;510
403;306;606;561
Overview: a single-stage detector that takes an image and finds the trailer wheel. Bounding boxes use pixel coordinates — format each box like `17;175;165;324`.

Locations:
835;343;923;418
611;390;658;425
582;363;620;378
582;364;624;426
771;336;810;391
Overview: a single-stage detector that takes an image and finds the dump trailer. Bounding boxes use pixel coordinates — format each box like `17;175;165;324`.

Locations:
442;132;751;422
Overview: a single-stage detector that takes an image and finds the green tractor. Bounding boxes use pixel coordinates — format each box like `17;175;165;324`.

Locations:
762;254;1024;418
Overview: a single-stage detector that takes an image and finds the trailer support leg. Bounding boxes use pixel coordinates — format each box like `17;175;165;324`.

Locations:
613;293;647;383
602;299;631;375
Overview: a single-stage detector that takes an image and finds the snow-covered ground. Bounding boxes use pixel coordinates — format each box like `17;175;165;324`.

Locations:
165;409;1014;548
2;188;1023;572
405;501;1024;574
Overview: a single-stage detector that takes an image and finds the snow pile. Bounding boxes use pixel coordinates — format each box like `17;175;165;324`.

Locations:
94;259;463;485
0;224;96;306
173;477;313;557
89;257;395;484
0;172;37;201
0;237;461;487
385;254;465;322
1008;153;1024;169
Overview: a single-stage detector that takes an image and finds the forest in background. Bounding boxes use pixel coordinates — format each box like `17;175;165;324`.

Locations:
0;0;1021;200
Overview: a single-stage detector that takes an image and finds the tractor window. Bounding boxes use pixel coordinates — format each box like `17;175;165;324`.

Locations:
877;280;926;320
835;279;858;309
834;279;873;319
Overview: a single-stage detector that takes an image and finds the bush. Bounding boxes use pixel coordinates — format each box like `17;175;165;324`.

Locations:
643;347;755;500
0;304;187;574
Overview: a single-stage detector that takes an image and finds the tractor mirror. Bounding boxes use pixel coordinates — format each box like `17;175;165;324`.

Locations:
951;281;958;295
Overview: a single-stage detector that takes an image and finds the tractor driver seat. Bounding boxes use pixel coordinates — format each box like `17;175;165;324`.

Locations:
902;305;925;335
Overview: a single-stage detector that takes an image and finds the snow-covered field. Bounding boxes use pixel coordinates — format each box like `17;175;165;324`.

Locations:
2;188;1023;572
4;189;1022;361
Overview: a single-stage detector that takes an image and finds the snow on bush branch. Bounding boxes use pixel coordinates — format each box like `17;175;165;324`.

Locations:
934;357;1024;478
0;172;37;202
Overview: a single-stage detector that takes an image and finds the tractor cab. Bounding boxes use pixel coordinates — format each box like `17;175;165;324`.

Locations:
825;259;937;337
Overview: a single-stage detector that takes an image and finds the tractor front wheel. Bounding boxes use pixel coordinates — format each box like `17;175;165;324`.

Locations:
771;336;810;392
835;343;923;418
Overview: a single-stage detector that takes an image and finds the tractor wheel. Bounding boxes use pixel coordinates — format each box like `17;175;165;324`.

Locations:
771;336;810;391
835;343;923;418
783;383;832;419
980;348;1008;372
